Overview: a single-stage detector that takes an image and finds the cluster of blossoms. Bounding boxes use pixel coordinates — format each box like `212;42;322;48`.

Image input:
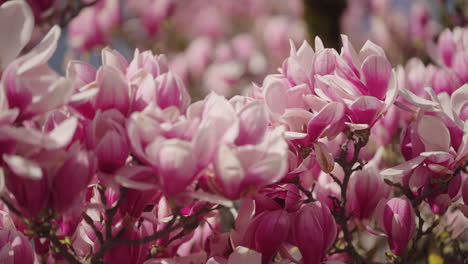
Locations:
0;1;467;264
66;0;306;97
341;0;467;64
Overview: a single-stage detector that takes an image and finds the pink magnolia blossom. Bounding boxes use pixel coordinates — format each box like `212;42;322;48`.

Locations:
127;0;175;36
347;149;390;219
68;0;120;52
0;0;33;71
292;201;337;264
240;209;290;264
0;228;35;264
376;197;416;256
1;23;72;120
383;85;468;201
87;110;129;172
3;146;95;216
213;126;288;199
68;48;190;119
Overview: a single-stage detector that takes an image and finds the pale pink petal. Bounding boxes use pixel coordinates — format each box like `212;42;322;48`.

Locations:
3;154;42;180
18;26;60;74
417;115;451;152
96;65;130;114
437;29;456;66
66;60;97;89
245;152;287;185
313;49;337;76
227;247;262;264
101;48;129;73
26;78;73;115
380;156;426;179
398;87;439;110
361;55;391;100
340;34;361;74
236;101;268;145
296;40;315;74
307;102;345;142
0;0;34;69
314;142;335;173
263;78;288;115
192;121;218;168
156;139;196;196
451;84;468;117
348;96;383;125
214;145;244;199
359;40;386;60
115;166;157;191
43;117;78;149
315;36;324;52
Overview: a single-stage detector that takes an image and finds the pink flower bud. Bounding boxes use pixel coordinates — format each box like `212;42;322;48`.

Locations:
95;65;130;115
68;0;120;52
0;229;35;264
241;210;290;264
3;155;48;218
254;184;301;213
378;198;416;255
437;29;456;67
292;201;337;264
430;68;462;95
88;110;128;172
348;167;390;219
155;72;190;112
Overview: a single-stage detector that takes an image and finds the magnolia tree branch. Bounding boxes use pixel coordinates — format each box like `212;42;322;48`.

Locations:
330;130;370;264
48;235;81;264
1;196;82;263
89;203;217;264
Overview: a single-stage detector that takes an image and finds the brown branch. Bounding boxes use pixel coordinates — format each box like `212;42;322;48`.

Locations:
330;131;371;264
90;204;217;264
49;235;81;264
1;197;23;218
83;212;104;244
105;188;127;240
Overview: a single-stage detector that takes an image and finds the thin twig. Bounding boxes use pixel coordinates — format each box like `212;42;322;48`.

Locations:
49;234;81;264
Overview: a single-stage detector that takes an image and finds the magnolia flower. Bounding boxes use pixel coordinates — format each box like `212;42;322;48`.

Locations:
240;209;290;264
0;1;72;121
383;85;468;199
68;0;120;51
347;148;390;219
87;110;129;172
0;228;35;264
292;201;337;264
67;48;190;119
0;0;33;70
375;197;416;256
214;126;288;199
